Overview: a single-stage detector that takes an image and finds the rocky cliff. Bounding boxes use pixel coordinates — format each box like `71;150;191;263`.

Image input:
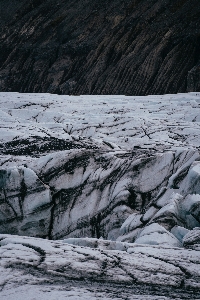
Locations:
0;0;200;95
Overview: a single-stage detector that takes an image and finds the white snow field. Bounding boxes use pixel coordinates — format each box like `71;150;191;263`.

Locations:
0;92;200;299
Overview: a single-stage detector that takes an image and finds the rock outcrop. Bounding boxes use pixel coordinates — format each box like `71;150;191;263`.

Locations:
0;0;200;95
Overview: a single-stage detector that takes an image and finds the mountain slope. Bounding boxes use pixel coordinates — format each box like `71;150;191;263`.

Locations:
0;0;200;95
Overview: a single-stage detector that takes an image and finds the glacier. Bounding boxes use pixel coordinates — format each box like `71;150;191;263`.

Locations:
0;92;200;299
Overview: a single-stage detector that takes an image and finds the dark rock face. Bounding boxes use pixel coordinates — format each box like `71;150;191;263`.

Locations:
0;0;200;95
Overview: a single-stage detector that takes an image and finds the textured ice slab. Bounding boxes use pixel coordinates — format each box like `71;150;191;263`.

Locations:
0;284;176;300
0;234;200;299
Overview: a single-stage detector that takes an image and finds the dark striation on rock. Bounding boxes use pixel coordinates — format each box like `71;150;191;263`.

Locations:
0;0;200;95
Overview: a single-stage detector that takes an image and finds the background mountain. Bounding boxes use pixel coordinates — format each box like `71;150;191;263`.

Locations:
0;0;200;95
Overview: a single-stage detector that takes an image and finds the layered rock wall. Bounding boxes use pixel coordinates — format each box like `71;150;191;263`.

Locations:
0;0;200;95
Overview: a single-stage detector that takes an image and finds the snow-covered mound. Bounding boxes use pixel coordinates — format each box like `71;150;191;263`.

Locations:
0;92;200;297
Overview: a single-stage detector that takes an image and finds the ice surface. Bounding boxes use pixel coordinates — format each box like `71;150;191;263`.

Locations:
0;92;200;150
0;92;200;298
171;226;190;242
0;234;200;299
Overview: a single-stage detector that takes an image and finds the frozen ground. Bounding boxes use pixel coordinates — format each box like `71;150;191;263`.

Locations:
0;92;200;299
